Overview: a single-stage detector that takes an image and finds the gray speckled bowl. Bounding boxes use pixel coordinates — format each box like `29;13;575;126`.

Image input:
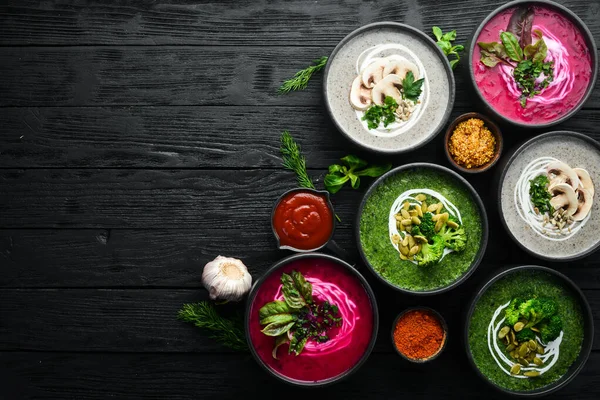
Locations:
499;131;600;261
323;22;455;154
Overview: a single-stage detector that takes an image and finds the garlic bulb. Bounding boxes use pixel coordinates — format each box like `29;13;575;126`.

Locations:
202;256;252;301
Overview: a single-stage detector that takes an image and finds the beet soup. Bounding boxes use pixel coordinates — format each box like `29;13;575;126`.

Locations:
472;4;593;124
248;257;375;383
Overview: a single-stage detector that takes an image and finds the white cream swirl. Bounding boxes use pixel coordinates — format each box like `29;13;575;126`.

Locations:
499;26;574;105
274;277;358;355
487;301;563;378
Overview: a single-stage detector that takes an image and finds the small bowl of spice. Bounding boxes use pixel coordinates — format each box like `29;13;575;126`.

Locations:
444;112;503;173
391;307;447;363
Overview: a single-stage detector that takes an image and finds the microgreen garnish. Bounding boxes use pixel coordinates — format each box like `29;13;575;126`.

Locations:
362;96;399;129
432;26;465;69
324;155;391;194
278;56;328;94
259;271;342;358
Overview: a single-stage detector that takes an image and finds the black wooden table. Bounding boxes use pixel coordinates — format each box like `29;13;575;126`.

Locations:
1;1;599;398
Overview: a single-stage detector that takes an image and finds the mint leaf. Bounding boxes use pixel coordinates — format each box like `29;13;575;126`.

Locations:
261;321;295;337
291;271;313;305
281;273;307;309
259;300;293;323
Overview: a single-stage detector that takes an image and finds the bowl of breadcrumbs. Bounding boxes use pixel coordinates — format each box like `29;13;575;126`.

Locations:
444;112;502;173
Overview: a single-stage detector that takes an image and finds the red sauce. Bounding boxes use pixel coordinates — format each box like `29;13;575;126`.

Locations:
472;5;593;124
248;258;375;383
272;190;334;250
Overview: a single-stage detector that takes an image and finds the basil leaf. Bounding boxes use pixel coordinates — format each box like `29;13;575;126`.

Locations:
260;313;295;326
340;155;368;170
355;163;392;177
432;26;443;41
272;334;289;359
500;31;523;62
324;172;349;194
289;334;309;356
291;270;313;305
349;174;360;189
507;6;534;48
281;272;307;309
261;320;295;337
259;300;292;322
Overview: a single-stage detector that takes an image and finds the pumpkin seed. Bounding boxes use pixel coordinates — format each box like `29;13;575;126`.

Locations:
519;343;529;357
400;245;409;256
530;326;540;333
414;235;428;243
408;235;415;248
420;202;428;214
498;326;510;339
434;219;443;232
395;215;403;221
406;225;412;233
427;204;438;213
537;345;545;355
510;364;521;375
533;357;543;366
524;371;540;377
416;205;423;218
415;194;426;202
506;344;516;352
447;220;459;229
510;350;517;359
514;322;525;332
401;219;412;226
401;209;411;219
518;358;529;366
399;252;408;261
509;330;516;344
409;245;420;256
528;340;537;351
411;216;421;225
408;209;418;217
392;234;401;244
402;201;410;210
436;203;443;213
402;236;409;247
439;212;449;222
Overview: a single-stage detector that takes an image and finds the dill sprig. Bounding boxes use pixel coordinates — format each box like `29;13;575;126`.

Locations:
178;301;248;352
280;131;315;189
278;56;328;94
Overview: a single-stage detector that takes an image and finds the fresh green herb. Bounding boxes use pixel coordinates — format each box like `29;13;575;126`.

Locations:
478;15;554;108
362;96;399;129
280;131;315;189
177;301;248;351
259;271;342;358
529;174;553;214
324;154;392;194
432;26;465;69
278;56;328;94
402;71;425;102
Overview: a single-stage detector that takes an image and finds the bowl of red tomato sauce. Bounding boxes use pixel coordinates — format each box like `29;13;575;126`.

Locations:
271;188;335;252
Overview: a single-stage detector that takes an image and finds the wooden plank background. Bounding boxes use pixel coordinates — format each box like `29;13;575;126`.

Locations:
0;0;598;398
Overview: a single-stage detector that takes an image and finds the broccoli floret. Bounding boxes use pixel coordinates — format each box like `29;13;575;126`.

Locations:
504;297;524;326
448;214;461;226
515;327;536;342
414;235;444;267
438;224;467;252
538;297;558;318
540;315;563;343
419;212;436;240
411;225;422;236
519;298;545;327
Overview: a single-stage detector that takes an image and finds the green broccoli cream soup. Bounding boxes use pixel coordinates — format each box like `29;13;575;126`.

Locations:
468;270;584;392
359;168;483;291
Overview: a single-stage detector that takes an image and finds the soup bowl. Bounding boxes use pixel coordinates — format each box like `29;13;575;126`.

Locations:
245;253;379;386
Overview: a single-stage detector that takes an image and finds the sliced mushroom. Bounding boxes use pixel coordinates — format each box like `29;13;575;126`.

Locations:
572;188;593;221
349;75;372;110
371;74;402;106
546;161;580;190
573;168;594;196
549;183;579;216
361;58;390;88
383;59;420;80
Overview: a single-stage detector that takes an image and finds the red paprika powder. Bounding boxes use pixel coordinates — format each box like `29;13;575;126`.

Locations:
393;308;446;360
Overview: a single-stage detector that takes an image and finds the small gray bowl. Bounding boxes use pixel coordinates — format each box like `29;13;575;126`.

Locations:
466;0;598;128
323;22;455;154
498;131;600;261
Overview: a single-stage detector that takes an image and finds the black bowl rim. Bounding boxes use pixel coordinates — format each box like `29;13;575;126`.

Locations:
355;162;489;295
466;0;598;128
443;111;504;174
322;21;456;154
390;306;448;363
463;265;594;397
270;187;336;253
244;252;380;387
497;130;600;262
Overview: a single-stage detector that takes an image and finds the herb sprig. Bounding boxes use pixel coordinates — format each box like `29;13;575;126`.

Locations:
324;155;391;194
280;131;315;189
432;27;464;69
278;56;328;94
178;301;248;351
362;96;399;129
402;71;425;102
259;271;342;358
529;174;553;214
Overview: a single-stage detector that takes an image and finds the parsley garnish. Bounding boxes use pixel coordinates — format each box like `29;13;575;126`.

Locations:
402;71;425;102
361;96;399;129
514;59;554;107
529;174;553;213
